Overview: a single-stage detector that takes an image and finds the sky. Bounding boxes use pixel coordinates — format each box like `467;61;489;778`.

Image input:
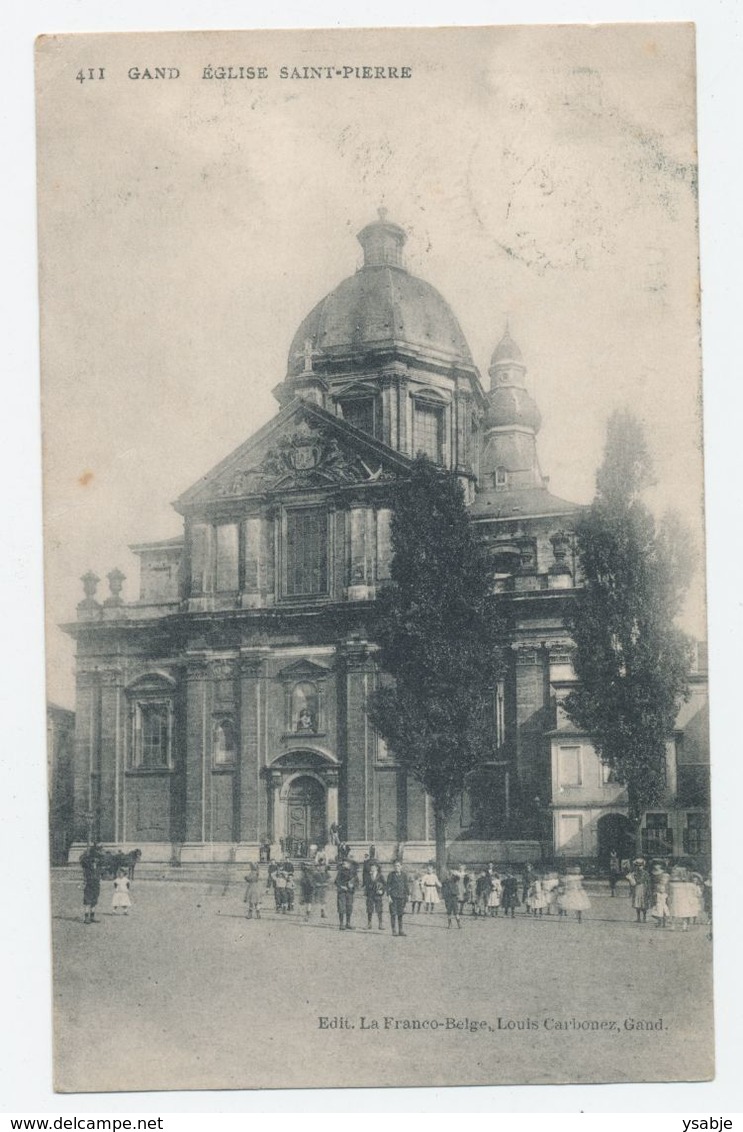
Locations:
36;24;704;707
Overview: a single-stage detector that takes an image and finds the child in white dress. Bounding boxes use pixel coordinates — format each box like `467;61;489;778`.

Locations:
112;868;132;915
421;866;441;913
526;875;548;916
409;873;424;914
557;867;591;923
487;872;503;917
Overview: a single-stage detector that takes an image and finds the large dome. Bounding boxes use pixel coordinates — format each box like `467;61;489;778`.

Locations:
286;212;475;377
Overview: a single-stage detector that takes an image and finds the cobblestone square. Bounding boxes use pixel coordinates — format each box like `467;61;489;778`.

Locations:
51;869;714;1092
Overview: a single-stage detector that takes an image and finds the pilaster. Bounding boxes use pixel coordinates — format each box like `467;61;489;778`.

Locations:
98;666;124;843
184;654;209;844
239;649;268;843
338;639;375;841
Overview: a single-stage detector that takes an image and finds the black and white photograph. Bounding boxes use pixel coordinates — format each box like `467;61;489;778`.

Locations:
35;23;714;1093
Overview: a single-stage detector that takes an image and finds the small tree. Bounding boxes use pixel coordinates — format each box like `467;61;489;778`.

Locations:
565;410;694;826
369;456;507;871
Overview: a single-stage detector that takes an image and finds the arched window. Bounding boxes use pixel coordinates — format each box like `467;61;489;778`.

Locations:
127;673;175;770
292;682;319;733
213;717;236;766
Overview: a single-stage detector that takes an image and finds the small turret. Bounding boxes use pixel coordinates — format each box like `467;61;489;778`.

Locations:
480;325;544;491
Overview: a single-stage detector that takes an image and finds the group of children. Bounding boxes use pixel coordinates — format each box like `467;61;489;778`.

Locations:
105;850;711;935
244;858;332;920
242;856;596;928
624;857;711;931
426;864;593;924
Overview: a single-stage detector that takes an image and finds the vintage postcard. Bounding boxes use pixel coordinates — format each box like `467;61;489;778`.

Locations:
37;25;712;1092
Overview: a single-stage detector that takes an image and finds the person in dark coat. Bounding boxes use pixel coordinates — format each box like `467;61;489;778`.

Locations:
608;850;622;896
386;859;410;937
299;864;315;920
312;860;330;919
80;843;103;924
627;859;651;922
243;864;262;920
441;870;462;929
364;862;386;930
501;873;521;917
362;845;379;887
335;860;356;931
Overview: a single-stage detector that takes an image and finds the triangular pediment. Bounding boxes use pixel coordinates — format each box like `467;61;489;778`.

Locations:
276;658;331;681
175;399;412;511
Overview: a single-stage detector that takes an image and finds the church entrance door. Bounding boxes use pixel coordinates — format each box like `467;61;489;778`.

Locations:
285;776;326;857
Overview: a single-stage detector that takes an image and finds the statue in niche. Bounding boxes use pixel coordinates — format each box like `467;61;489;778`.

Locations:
296;708;315;733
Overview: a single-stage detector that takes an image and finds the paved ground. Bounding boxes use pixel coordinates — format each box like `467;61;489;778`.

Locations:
50;869;714;1093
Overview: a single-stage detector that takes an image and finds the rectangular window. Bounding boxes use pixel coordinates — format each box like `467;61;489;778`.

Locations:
285;507;328;597
341;397;377;437
558;745;582;786
133;701;171;768
642;812;673;856
683;812;709;855
558;814;583;851
414;402;444;462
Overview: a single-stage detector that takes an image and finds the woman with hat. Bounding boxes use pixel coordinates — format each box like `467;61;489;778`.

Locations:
626;858;652;923
668;865;702;930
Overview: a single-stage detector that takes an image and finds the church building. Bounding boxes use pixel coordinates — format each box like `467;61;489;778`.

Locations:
67;210;597;864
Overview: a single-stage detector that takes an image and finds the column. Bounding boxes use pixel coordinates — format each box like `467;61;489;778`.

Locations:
455;390;471;472
379;376;394;449
72;669;99;846
326;767;340;830
187;522;214;612
241;515;268;608
339;640;374;841
238;651;265;843
269;769;284;846
98;667;123;843
184;654;209;845
397;378;409;455
346;503;374;600
376;508;393;582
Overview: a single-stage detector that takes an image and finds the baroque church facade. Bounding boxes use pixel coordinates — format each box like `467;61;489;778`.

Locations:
67;210;629;864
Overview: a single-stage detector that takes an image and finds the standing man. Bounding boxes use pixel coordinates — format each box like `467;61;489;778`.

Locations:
608;850;621;897
80;842;103;924
335;859;357;931
387;859;410;937
364;862;386;931
441;869;462;929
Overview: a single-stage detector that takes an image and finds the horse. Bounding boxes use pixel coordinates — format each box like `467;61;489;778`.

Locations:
98;847;142;880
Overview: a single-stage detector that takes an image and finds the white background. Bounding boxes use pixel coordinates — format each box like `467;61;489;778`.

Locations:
1;0;741;1117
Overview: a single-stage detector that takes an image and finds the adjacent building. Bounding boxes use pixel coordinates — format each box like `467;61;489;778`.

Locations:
47;703;75;865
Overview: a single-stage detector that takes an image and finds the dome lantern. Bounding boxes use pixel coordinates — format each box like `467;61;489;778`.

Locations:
356;207;407;269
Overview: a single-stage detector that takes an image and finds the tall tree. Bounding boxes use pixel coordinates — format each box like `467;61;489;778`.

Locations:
564;409;694;824
369;455;507;871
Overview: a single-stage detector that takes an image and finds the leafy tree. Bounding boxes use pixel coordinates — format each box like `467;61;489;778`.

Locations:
369;455;507;870
564;409;694;825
